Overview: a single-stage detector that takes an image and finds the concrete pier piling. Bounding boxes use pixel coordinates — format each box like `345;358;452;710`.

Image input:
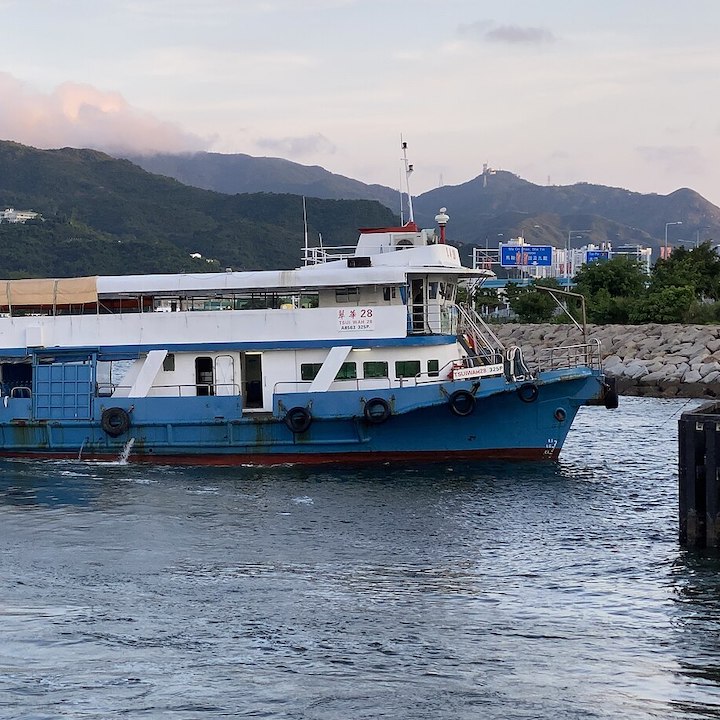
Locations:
679;402;720;547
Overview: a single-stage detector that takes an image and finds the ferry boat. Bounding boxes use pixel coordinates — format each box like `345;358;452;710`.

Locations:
0;209;616;464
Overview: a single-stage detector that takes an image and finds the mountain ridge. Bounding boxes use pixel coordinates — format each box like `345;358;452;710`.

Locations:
1;139;718;280
127;151;720;253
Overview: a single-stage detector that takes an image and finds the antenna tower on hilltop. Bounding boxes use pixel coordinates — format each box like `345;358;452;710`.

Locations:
482;162;496;188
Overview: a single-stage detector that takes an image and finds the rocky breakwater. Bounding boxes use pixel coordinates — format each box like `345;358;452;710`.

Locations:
491;323;720;398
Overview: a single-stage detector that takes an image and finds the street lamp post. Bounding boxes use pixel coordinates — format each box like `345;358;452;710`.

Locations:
664;221;682;257
696;226;710;247
566;230;590;283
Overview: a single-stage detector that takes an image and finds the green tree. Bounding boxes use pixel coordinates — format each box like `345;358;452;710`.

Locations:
574;256;647;323
629;285;697;324
469;286;504;316
574;256;647;298
650;242;720;300
506;278;563;323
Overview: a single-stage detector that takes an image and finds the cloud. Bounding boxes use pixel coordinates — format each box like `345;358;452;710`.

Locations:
255;133;336;158
0;73;211;155
636;145;706;175
458;20;557;45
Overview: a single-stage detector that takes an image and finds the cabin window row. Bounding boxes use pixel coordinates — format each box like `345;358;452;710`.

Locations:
300;359;440;381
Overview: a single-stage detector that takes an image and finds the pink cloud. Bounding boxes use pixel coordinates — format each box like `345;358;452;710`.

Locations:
0;73;212;155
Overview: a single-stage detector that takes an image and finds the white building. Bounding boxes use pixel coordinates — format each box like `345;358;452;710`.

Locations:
473;238;653;282
0;208;39;224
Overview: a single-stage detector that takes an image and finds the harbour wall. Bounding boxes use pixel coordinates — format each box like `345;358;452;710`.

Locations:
492;323;720;398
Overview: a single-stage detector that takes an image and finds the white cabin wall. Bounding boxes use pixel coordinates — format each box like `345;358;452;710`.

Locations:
258;350;297;406
0;306;411;353
146;351;249;398
147;352;202;397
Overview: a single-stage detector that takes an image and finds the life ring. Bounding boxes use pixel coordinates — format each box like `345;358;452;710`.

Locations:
448;389;476;417
517;383;539;403
101;407;130;437
364;397;391;424
284;406;312;434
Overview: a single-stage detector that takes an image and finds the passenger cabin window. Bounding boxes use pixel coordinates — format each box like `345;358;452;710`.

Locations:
300;362;357;381
301;363;322;381
382;287;397;302
363;361;388;378
335;288;359;304
163;353;175;372
428;360;439;377
335;362;357;380
395;360;421;379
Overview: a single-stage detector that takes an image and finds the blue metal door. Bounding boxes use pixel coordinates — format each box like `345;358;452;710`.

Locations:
34;361;93;420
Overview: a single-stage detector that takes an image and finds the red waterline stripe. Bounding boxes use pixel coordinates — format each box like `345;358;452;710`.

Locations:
0;447;560;465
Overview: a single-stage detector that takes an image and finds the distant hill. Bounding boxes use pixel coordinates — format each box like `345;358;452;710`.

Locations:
413;171;720;252
3;139;719;279
0;141;397;278
127;151;400;209
126;151;720;259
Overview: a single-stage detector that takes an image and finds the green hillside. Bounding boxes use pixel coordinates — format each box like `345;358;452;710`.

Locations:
0;141;398;278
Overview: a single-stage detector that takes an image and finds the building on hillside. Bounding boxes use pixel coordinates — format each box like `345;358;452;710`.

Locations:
0;208;40;224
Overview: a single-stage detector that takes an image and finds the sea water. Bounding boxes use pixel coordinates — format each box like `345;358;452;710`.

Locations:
0;396;719;719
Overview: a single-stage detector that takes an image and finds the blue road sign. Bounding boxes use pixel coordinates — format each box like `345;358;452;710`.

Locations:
586;250;610;263
500;245;553;267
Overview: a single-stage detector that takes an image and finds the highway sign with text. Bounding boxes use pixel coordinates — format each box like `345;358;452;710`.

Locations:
500;245;553;267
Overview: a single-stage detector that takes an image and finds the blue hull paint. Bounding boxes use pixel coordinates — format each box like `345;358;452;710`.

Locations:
0;370;606;464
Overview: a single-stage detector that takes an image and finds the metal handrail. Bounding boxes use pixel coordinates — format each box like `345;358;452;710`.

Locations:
456;303;506;355
274;376;395;394
534;339;603;372
98;382;242;398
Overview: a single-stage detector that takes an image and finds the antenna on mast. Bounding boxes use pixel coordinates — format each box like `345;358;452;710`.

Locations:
302;196;309;265
401;136;415;225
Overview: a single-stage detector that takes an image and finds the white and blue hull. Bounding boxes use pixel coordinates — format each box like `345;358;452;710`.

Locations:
0;217;616;464
0;368;608;464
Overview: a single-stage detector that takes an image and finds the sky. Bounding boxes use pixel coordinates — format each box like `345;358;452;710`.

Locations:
1;0;719;207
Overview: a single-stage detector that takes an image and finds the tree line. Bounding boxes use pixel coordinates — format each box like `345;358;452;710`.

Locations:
497;243;720;324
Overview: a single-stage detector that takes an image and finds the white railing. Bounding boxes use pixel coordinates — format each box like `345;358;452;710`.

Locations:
274;377;394;394
456;303;506;359
98;382;242;398
303;246;357;265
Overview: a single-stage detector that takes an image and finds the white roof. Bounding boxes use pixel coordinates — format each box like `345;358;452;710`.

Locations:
97;250;493;296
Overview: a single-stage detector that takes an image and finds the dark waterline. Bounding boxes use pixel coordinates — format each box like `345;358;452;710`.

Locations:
1;397;719;719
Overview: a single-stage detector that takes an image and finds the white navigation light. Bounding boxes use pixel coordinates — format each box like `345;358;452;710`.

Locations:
435;207;449;243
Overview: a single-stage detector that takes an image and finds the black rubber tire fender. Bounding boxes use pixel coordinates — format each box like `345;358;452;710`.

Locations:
448;389;476;417
101;407;131;437
363;397;391;424
517;383;539;403
284;406;312;434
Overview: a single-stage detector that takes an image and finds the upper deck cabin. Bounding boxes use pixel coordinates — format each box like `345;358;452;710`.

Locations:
0;222;492;318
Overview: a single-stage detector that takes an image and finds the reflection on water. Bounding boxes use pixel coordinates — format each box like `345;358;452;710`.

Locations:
670;550;720;716
2;398;720;718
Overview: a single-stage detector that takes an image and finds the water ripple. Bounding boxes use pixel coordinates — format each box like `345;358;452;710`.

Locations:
1;398;719;718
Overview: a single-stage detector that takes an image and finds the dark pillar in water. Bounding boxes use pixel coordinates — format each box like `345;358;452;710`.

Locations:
679;402;720;547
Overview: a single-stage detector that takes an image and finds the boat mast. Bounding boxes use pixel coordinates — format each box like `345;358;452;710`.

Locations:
401;137;415;225
302;196;309;265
